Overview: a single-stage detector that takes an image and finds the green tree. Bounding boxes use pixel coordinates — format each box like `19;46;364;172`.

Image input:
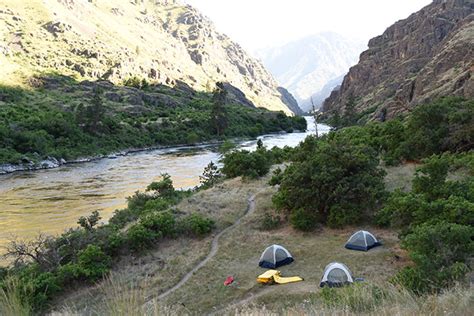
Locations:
199;161;220;188
76;87;106;134
77;211;101;232
210;83;228;137
343;96;357;126
146;173;176;199
273;138;386;228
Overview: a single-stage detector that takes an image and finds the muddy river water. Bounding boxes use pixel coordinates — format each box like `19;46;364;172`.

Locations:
0;118;329;255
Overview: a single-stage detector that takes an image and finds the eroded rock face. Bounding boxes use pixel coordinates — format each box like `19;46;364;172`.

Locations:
322;0;474;119
0;0;301;114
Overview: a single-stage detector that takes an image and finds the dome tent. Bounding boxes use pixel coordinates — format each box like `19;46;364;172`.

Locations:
258;245;294;268
345;230;381;251
319;262;354;288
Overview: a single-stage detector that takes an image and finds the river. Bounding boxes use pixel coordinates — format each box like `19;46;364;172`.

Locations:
0;118;329;256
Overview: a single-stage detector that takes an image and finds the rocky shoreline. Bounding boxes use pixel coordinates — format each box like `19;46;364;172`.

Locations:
0;126;307;176
0;140;226;176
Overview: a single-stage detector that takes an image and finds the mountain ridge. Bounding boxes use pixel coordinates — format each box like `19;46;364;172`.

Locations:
322;0;474;119
257;32;366;111
0;0;301;114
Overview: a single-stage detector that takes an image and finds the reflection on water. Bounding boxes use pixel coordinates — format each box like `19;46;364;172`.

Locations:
0;118;329;254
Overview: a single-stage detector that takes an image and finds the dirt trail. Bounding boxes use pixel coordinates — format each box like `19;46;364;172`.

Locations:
154;192;259;301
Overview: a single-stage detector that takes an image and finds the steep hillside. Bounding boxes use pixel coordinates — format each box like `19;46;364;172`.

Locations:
0;0;299;114
322;0;474;120
257;33;366;111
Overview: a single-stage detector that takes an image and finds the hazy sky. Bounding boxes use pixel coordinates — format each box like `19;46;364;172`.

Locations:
184;0;432;53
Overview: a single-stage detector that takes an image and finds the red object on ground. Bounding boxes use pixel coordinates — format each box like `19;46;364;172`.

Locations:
224;276;234;286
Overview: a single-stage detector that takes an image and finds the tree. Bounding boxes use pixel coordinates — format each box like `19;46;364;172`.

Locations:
273;138;386;228
210;83;228;137
146;173;175;198
199;161;221;188
3;234;61;270
76;87;106;134
343;96;357;126
77;211;102;232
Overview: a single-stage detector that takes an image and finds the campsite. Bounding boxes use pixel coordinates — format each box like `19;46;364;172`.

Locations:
0;1;473;314
53;169;404;314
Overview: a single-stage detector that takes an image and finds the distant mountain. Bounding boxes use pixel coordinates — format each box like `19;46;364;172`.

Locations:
257;33;366;112
323;0;474;120
0;0;300;114
305;75;344;111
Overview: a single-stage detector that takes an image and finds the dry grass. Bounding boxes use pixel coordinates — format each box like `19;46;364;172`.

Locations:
156;183;400;314
52;175;271;313
383;163;418;192
235;284;474;316
0;277;32;316
50;168;472;315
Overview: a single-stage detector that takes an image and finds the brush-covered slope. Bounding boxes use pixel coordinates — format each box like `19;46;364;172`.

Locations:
322;0;474;120
0;0;300;114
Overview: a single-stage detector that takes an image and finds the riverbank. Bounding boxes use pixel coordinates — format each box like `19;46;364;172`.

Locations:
46;165;472;315
0;122;326;261
0;141;221;175
0;129;312;176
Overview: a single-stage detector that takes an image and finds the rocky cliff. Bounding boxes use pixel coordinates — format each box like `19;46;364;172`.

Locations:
0;0;300;114
322;0;474;119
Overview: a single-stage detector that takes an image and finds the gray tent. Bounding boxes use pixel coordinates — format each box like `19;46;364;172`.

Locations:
258;244;294;268
345;230;381;251
319;262;354;288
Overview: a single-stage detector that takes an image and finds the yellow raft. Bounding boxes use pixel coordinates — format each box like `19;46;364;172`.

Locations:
257;269;303;285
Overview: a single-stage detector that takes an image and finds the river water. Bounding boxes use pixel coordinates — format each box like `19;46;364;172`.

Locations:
0;118;329;254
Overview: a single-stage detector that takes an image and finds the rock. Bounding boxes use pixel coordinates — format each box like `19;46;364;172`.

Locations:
43;21;71;37
73;64;86;76
278;87;303;115
322;0;474;119
219;82;255;108
104;92;122;102
142;93;179;107
125;94;144;106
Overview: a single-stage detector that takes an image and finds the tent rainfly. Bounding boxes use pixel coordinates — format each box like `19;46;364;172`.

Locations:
345;230;381;251
258;245;294;268
319;262;354;288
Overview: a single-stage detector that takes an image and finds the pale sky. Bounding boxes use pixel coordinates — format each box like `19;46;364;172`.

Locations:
184;0;432;53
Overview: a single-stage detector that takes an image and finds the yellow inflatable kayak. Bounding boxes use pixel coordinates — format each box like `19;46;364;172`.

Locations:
257;270;303;285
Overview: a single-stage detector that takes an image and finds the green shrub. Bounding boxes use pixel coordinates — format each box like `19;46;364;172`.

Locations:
260;212;282;230
109;208;140;229
140;211;177;237
268;167;283;186
289;208;318;231
221;148;271;179
394;222;473;294
179;214;215;237
77;210;101;231
77;245;111;281
126;191;154;211
11;266;62;311
377;155;474;232
402;97;473;160
127;224;160;252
